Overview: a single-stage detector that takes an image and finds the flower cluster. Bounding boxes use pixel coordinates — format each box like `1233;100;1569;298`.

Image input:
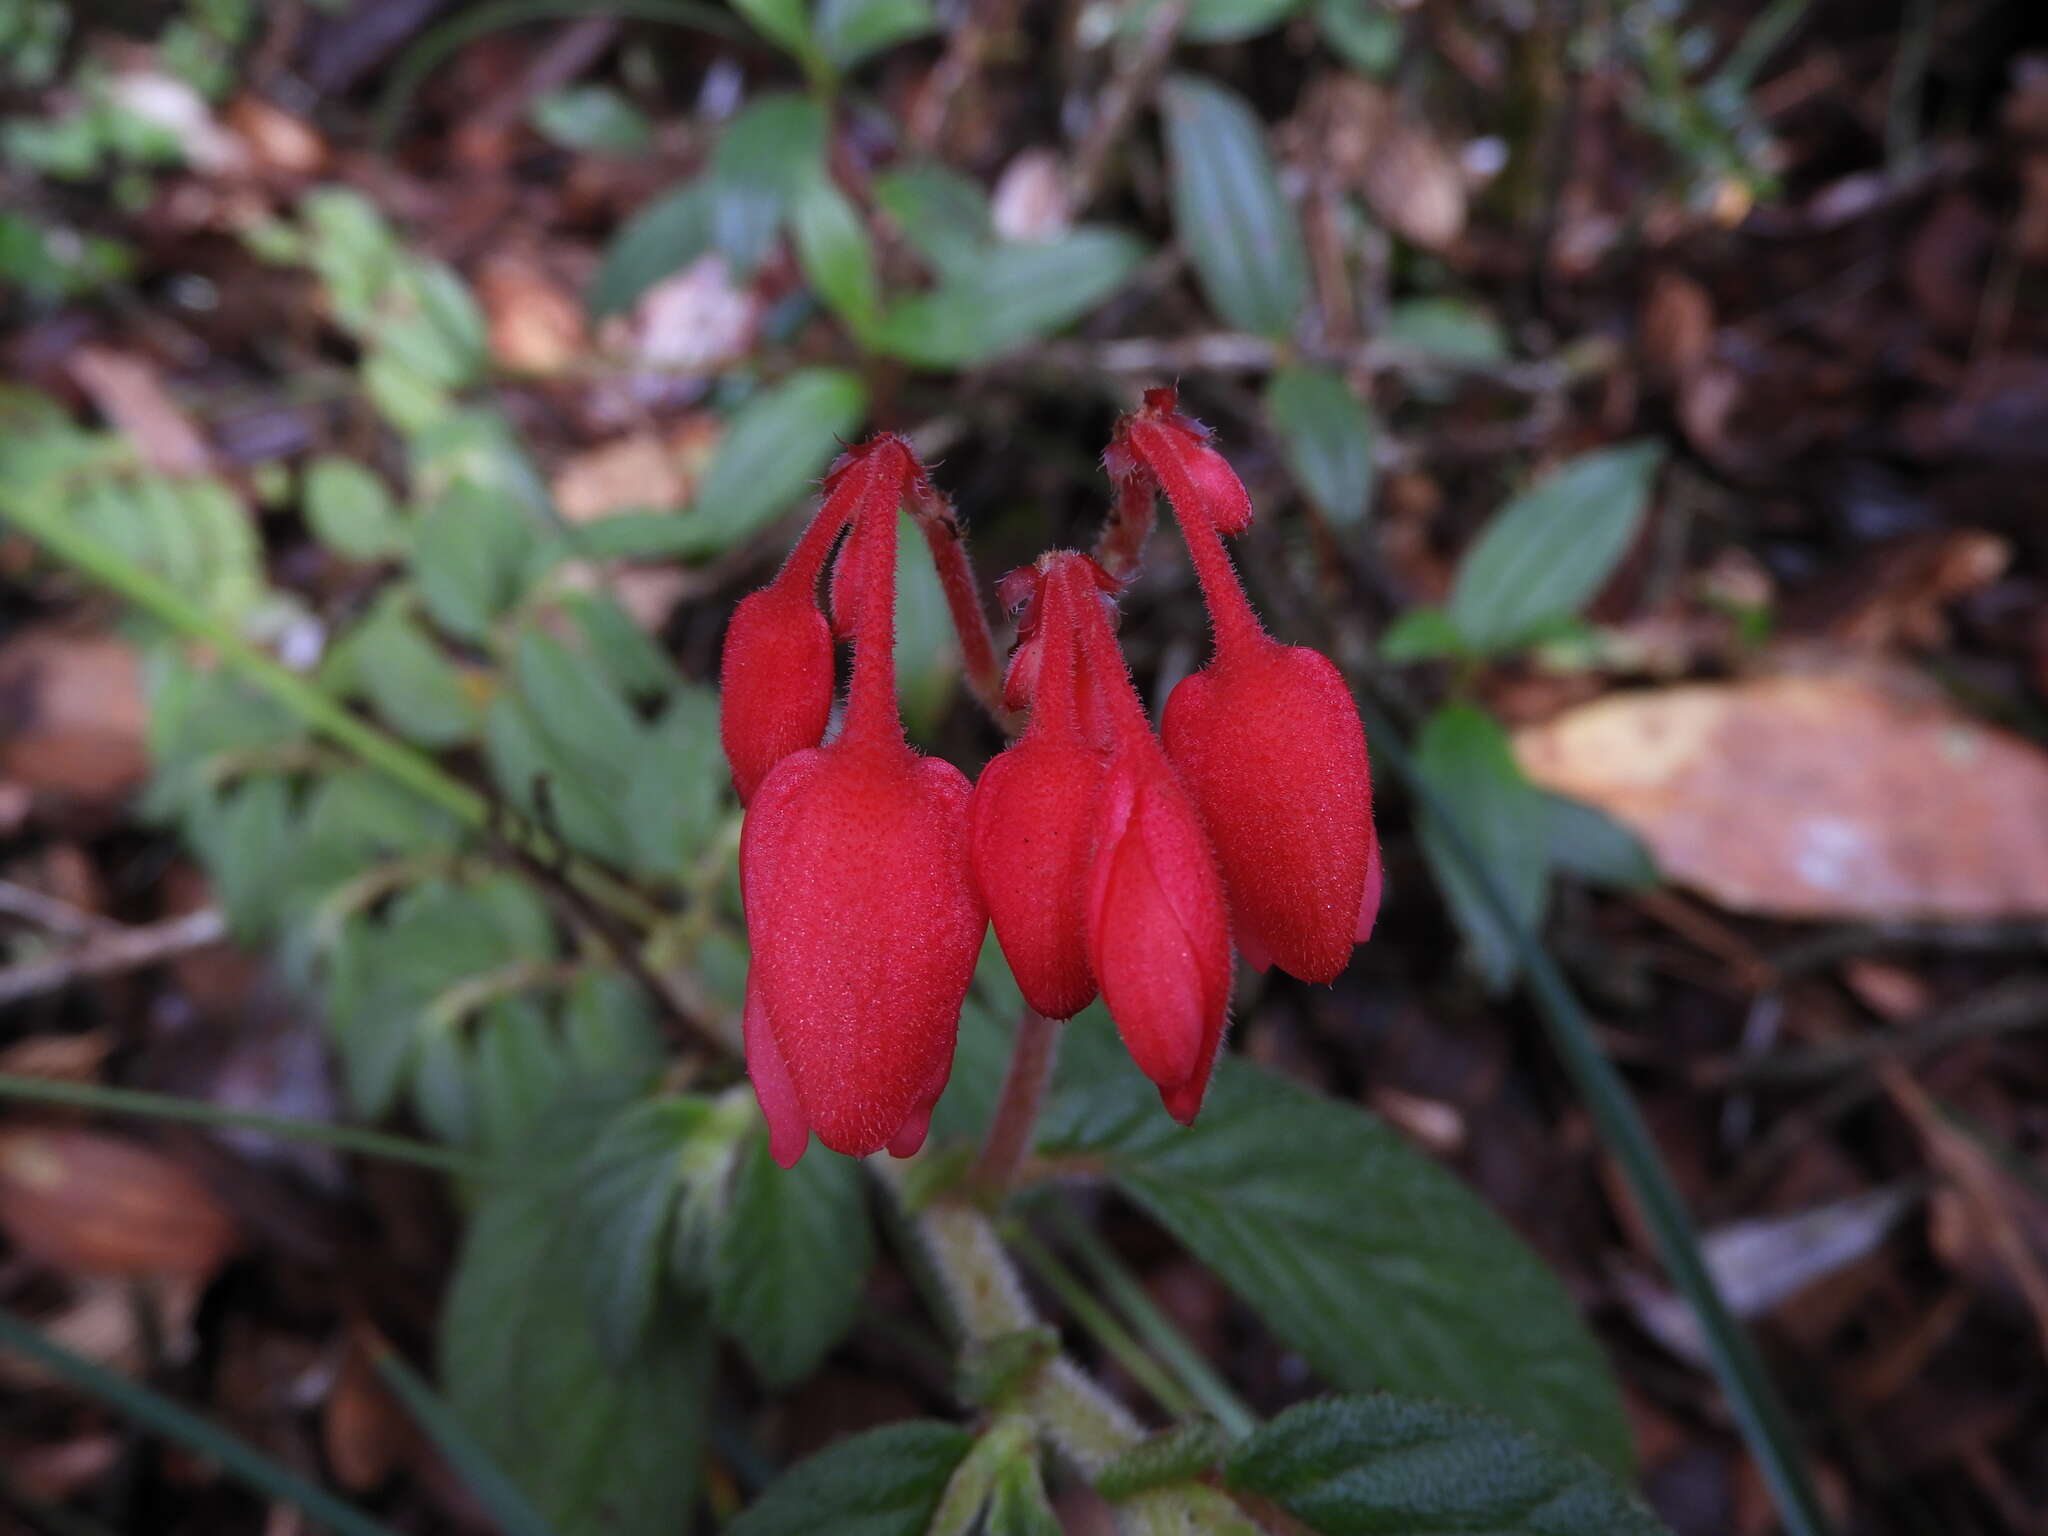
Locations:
721;392;1379;1166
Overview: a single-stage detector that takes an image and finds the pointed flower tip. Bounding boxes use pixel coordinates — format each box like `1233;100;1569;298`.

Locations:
1159;1074;1208;1126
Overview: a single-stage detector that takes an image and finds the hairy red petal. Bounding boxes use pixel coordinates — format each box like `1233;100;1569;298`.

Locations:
744;974;811;1168
969;735;1107;1020
1086;752;1232;1120
742;742;985;1159
1163;640;1375;984
720;584;835;804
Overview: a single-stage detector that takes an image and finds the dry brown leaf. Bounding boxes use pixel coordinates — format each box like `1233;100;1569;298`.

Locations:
323;1337;412;1493
224;96;327;176
1514;670;2048;919
1640;269;1714;387
0;630;149;808
0;1128;239;1280
477;256;589;375
991;148;1071;242
0;1030;115;1083
66;348;212;475
551;431;690;522
612;254;759;372
1305;77;1466;251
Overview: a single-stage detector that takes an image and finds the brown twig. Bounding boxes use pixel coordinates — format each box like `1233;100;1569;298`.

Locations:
1065;0;1188;217
0;909;228;1009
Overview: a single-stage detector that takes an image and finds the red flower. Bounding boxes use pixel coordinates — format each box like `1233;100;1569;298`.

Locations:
969;561;1108;1022
970;553;1232;1122
733;438;986;1165
1114;389;1380;983
719;441;907;804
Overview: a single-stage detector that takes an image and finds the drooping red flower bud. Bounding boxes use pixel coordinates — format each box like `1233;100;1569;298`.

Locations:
738;438;986;1165
969;561;1108;1021
720;439;908;803
1163;641;1378;981
1087;744;1232;1123
721;584;833;805
976;552;1232;1121
1115;389;1379;984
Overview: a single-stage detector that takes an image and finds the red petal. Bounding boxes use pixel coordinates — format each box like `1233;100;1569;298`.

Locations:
744;974;810;1168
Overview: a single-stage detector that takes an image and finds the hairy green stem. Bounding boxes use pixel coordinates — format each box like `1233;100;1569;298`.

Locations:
1044;1199;1257;1439
1005;1222;1197;1422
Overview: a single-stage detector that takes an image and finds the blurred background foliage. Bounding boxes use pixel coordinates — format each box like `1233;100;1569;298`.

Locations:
1;0;2046;1533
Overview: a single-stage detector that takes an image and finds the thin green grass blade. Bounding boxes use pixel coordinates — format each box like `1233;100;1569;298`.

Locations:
369;1345;561;1536
0;1306;404;1536
0;1075;490;1176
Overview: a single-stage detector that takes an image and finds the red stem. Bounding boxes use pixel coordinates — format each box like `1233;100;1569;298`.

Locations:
840;453;907;748
971;1006;1060;1196
1056;557;1154;751
1129;421;1265;659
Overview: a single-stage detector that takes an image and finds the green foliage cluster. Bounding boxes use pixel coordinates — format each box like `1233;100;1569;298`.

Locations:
0;2;1844;1531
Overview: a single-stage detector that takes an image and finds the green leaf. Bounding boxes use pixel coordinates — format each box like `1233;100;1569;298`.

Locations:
711;94;827;274
1315;0;1403;74
575;1096;708;1362
728;0;813;59
713;1132;874;1386
411;484;536;642
1446;442;1664;654
1183;0;1303;43
792;170;881;335
342;596;478;749
1226;1395;1668;1535
324;877;555;1120
1040;1056;1632;1472
891;508;957;735
530;85;651;154
303;456;403;561
727;1421;975;1536
622;686;726;878
1541;791;1657;891
444;1103;712;1536
1263;364;1376;527
485;693;634;868
1414;703;1547;992
674;369;866;554
813;0;936;70
871;162;992;276
562;591;676;701
1382;296;1508;364
1160;74;1308;338
870;229;1145;368
512;627;643;773
369;1349;557;1536
589;177;713;319
1377;606;1466;663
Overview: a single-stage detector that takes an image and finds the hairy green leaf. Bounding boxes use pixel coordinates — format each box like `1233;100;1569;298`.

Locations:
1227;1395;1668;1535
1161;74;1307;337
1447;442;1665;654
1041;1056;1632;1472
727;1421;975;1536
1264;364;1377;527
